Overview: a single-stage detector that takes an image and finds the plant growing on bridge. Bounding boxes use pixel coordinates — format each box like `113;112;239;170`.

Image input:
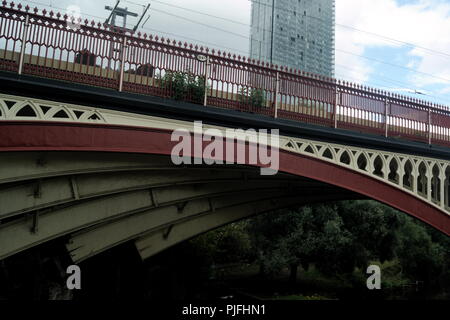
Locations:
238;87;266;108
159;71;206;104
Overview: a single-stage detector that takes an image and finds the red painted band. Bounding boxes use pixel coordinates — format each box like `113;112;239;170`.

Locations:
0;121;448;235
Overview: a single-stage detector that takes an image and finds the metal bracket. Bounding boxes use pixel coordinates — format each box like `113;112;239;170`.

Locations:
33;180;42;199
208;198;216;213
31;211;39;233
176;201;188;214
162;225;173;240
36;156;46;167
70;176;80;200
149;189;158;207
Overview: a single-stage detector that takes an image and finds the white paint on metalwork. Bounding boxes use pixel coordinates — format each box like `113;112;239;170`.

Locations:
279;136;450;215
0;94;105;123
1;92;449;216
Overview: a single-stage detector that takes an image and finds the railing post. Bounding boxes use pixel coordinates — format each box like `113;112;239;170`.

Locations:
334;85;339;129
274;71;280;118
428;108;432;145
385;99;389;138
118;36;127;92
203;55;210;107
18;14;30;75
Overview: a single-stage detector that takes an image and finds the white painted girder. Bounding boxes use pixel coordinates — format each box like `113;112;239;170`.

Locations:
1;92;450;217
67;191;304;263
0;169;300;219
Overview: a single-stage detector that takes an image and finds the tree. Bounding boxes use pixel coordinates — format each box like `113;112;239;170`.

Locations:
246;201;407;283
396;219;446;290
336;201;402;268
246;204;353;283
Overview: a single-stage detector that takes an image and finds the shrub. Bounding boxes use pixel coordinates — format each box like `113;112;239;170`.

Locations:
238;87;266;108
160;71;205;104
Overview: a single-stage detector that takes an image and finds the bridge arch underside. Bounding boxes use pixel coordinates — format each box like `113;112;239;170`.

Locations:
0;123;449;263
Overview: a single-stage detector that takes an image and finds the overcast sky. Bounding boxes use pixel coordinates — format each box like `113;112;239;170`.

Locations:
19;0;450;105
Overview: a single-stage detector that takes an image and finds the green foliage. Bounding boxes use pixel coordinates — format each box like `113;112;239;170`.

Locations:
336;201;402;267
238;87;266;108
160;71;205;104
189;222;252;265
184;199;450;295
395;219;447;288
375;260;409;289
246;204;354;279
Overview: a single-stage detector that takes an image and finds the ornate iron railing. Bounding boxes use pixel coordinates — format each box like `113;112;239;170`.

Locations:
1;2;450;146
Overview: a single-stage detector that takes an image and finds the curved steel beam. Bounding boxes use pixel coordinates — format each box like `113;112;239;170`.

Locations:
2;183;338;260
67;194;308;263
135;195;346;260
0;169;305;219
0;121;449;240
70;191;357;263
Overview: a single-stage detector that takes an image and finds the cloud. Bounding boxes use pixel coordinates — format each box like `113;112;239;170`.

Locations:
336;0;450;88
20;0;450;94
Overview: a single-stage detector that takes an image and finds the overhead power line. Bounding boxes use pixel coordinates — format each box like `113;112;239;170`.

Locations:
247;0;450;60
147;5;450;85
126;0;450;61
15;0;450;104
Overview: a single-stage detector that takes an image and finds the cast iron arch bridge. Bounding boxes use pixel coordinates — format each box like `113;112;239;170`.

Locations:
0;3;449;263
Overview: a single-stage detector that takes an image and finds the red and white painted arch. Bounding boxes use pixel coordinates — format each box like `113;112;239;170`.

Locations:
0;92;449;236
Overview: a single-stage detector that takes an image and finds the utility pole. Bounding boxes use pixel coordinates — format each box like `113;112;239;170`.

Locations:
105;1;138;31
132;4;151;32
104;1;138;69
